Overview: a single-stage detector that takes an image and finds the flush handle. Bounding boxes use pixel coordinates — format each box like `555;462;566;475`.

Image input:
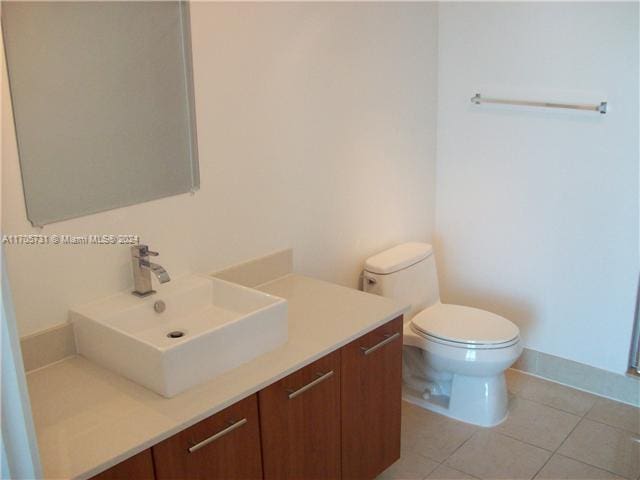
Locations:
188;418;248;453
360;332;400;356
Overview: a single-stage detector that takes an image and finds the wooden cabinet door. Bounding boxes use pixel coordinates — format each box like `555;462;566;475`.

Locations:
259;350;341;480
341;316;403;479
90;450;155;480
152;395;262;480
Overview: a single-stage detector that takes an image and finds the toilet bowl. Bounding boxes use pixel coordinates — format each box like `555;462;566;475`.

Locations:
363;243;522;427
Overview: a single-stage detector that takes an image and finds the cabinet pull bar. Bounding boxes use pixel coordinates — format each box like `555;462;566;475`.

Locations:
287;370;334;399
188;418;248;453
361;332;400;356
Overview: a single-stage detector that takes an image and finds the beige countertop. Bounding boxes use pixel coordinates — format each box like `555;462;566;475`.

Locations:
26;274;407;480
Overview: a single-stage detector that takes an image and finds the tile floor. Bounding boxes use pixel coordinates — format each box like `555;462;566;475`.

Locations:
378;369;640;480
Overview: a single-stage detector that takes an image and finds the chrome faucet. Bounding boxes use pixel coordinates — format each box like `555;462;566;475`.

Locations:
131;244;170;297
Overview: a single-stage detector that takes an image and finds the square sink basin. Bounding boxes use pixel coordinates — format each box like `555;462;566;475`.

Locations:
71;275;288;397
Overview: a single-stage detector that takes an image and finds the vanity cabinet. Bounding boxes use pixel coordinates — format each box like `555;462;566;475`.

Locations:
341;316;403;479
91;450;155;480
152;395;263;480
92;316;403;480
259;350;341;480
258;351;340;480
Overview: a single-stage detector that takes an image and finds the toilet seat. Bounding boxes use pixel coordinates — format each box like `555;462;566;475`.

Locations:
411;303;519;349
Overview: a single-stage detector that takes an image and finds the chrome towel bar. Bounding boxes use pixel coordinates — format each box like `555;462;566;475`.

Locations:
471;93;607;114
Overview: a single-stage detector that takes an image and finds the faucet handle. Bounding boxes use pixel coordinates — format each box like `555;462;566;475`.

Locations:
132;244;159;258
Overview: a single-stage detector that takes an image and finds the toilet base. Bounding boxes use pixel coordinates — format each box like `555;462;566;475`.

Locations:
402;372;510;427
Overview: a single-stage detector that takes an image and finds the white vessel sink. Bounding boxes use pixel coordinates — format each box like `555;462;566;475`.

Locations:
71;275;288;397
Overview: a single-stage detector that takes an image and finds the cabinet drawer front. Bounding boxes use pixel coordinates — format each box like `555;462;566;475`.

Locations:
341;316;403;480
259;350;341;480
350;317;403;358
90;450;155;480
153;395;262;480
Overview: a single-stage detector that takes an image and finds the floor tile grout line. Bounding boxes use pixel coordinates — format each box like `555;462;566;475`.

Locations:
414;399;580;479
548;416;638;480
509;368;640;410
514;393;593;417
418;412;635;480
510;374;640;426
582;395;599;418
401;394;639;480
579;415;640;436
405;401;558;477
437;428;481;477
529;414;585;480
509;379;640;432
440;429;554;480
436;458;480;480
529;444;555;479
488;428;556;454
553;416;584;454
494;391;583;452
412;427;629;480
550;452;636;480
487;430;555;480
422;459;445;480
420;458;443;480
508;379;597;418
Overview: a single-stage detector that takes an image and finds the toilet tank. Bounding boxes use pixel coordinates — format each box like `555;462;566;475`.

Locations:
363;243;440;320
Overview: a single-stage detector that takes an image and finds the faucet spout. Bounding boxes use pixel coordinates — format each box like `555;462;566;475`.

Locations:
140;260;171;283
131;244;171;297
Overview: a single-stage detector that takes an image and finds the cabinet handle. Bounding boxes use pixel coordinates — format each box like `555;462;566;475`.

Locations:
188;418;248;453
287;370;334;399
360;332;400;356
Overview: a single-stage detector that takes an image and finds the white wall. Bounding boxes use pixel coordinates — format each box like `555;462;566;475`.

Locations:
2;3;439;336
435;2;638;374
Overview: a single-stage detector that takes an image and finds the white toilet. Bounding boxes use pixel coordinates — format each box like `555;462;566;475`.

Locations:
363;242;522;427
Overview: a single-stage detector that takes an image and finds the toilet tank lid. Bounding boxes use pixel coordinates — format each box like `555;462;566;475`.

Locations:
364;242;433;275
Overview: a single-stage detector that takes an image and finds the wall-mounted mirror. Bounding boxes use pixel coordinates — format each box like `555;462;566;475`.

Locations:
2;1;199;226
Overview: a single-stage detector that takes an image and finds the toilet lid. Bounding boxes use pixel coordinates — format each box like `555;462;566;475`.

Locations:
411;304;519;345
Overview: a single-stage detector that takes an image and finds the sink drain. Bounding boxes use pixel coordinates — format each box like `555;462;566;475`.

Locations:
167;330;185;339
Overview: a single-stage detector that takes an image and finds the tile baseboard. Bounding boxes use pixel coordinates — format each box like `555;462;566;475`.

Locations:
21;322;76;372
513;348;639;407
